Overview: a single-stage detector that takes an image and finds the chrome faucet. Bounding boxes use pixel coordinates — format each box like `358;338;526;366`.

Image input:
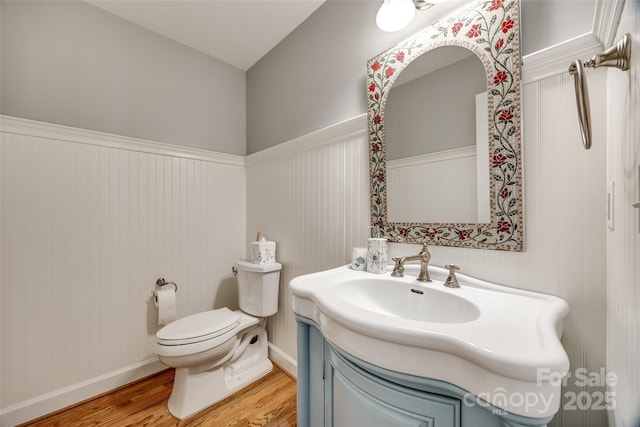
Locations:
391;243;431;282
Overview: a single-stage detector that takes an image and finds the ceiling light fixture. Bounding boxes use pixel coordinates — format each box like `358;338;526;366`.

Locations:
376;0;416;32
376;0;449;32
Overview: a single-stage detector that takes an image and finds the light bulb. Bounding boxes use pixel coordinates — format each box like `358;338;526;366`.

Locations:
376;0;416;32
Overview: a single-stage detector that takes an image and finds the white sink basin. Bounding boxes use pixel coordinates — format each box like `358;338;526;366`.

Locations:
289;264;569;418
333;278;480;324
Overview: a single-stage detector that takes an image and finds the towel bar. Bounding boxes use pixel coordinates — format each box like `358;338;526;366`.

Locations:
569;33;631;150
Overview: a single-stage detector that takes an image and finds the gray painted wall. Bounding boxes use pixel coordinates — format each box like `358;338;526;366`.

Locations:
246;0;595;154
520;0;595;54
1;0;596;155
0;0;246;155
385;54;486;159
246;0;454;154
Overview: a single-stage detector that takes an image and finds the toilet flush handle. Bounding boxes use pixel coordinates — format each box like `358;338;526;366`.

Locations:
232;266;238;277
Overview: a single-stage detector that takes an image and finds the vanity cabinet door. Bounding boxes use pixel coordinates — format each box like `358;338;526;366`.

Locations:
328;348;460;427
332;370;435;427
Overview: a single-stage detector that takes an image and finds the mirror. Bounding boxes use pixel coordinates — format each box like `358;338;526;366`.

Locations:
385;46;489;223
367;0;523;250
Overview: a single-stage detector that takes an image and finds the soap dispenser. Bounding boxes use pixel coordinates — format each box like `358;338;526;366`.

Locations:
366;226;388;274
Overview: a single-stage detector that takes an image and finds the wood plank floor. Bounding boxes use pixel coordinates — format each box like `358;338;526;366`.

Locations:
20;364;297;427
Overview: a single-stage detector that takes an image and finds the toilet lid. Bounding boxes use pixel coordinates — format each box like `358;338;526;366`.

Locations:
156;307;240;346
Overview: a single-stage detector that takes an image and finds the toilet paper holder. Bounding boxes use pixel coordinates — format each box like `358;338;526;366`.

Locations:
153;277;178;303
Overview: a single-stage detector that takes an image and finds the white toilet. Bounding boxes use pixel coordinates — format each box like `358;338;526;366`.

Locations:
155;260;282;419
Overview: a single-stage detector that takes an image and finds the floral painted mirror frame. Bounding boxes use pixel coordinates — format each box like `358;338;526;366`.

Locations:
367;0;523;251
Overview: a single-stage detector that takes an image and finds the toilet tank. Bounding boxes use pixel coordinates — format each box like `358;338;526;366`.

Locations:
234;260;282;317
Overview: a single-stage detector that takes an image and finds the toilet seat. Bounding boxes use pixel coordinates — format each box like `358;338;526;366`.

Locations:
155;309;261;360
157;308;240;346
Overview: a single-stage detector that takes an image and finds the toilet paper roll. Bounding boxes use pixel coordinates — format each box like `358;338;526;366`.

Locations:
154;289;177;326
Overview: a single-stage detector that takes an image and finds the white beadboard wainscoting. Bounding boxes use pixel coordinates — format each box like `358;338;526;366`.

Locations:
245;116;371;362
606;3;640;426
0;117;247;426
245;70;608;427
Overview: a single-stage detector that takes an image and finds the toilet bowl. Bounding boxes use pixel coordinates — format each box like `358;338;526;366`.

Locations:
155;260;282;419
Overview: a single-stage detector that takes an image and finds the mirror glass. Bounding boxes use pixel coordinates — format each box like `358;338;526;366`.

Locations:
367;0;523;250
385;46;489;223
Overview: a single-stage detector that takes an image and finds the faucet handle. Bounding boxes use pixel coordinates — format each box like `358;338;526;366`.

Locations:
391;257;405;277
444;264;461;288
419;243;431;259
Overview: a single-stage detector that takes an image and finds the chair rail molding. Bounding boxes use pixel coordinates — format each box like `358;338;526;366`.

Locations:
0;115;244;166
522;0;625;83
245;115;367;165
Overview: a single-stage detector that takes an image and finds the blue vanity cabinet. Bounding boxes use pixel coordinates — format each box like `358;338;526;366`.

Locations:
296;315;554;427
328;344;460;426
296;318;325;426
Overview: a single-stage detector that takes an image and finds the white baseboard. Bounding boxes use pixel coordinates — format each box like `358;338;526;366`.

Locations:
268;343;297;379
0;346;295;427
0;358;165;427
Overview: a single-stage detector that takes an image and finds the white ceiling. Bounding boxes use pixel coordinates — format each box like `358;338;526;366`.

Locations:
86;0;326;71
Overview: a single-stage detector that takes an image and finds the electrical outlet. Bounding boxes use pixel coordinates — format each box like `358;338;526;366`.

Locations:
637;165;640;234
607;181;615;231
